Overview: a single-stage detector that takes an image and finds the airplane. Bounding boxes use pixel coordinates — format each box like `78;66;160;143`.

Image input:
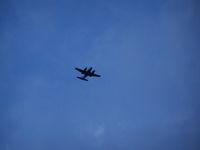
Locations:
75;67;101;81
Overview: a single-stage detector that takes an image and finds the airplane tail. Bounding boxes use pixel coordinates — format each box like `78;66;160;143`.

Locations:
77;77;88;81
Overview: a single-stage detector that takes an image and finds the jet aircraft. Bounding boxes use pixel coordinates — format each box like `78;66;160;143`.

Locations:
75;67;101;81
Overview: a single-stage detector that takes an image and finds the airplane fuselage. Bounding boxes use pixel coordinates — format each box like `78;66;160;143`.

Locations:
81;67;93;75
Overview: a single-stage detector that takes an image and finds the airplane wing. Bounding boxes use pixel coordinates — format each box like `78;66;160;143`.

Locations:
92;73;101;77
75;68;84;74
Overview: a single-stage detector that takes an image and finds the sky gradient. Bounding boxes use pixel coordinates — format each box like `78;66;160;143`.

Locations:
1;0;200;150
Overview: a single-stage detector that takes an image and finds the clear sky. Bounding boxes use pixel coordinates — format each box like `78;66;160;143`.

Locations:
0;0;200;150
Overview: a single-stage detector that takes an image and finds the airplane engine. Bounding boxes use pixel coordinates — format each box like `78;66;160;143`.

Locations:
84;67;87;71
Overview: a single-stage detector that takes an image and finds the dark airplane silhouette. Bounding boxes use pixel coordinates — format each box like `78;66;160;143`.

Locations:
75;67;101;81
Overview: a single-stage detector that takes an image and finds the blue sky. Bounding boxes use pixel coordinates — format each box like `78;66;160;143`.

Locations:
1;0;200;149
